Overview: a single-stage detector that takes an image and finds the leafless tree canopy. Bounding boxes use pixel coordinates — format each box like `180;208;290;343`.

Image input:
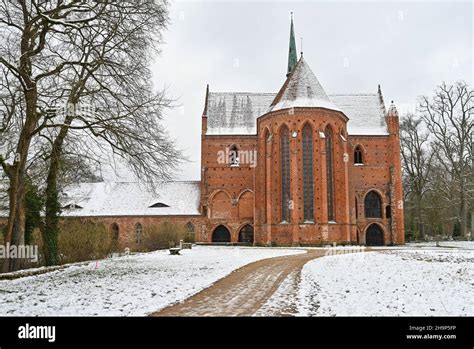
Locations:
402;81;473;239
1;0;180;183
0;0;182;270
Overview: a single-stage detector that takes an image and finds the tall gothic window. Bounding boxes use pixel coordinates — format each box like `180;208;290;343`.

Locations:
263;129;271;224
364;191;382;218
302;124;314;222
280;125;291;222
354;145;363;164
325;126;335;221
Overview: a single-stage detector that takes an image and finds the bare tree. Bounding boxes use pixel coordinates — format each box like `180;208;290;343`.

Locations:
424;163;462;238
0;0;180;271
400;114;435;239
39;1;180;266
419;81;473;238
0;0;108;271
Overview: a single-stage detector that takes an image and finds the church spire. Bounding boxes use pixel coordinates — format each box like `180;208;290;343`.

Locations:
287;13;297;76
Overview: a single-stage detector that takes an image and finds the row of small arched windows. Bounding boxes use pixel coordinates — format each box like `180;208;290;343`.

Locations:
227;142;365;168
110;222;195;244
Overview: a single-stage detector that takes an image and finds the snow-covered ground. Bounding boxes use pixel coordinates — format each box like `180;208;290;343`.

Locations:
0;246;304;316
407;241;474;250
296;248;474;316
3;244;472;317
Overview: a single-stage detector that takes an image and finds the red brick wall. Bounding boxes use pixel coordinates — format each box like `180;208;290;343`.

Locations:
348;136;392;244
200;131;257;243
63;216;203;249
200;105;404;246
254;107;352;245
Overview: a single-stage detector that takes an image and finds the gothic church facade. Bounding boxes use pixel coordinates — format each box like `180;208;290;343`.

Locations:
199;18;404;246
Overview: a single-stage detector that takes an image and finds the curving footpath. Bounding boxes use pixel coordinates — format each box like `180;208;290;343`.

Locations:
151;249;326;316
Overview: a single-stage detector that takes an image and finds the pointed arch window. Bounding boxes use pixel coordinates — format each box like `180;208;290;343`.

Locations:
364;191;382;218
302;124;314;222
229;145;239;166
280;126;291;222
325;126;335;221
135;223;143;244
111;223;119;240
354;145;364;164
263;129;271;224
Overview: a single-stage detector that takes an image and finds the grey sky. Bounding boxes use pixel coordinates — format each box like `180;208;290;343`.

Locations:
148;0;473;181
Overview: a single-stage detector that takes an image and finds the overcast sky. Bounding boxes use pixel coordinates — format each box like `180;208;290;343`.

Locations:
140;0;473;182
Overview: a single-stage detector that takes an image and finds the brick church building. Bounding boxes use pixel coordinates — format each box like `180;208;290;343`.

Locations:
199;17;404;246
5;17;404;247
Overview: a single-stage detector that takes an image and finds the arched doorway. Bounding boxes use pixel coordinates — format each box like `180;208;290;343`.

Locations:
366;224;384;246
238;225;254;243
212;225;231;243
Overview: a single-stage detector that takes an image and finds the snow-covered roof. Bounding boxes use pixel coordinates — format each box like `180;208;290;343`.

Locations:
330;94;388;136
269;56;341;113
205;56;388;136
206;92;388;136
206;92;275;135
61;181;201;217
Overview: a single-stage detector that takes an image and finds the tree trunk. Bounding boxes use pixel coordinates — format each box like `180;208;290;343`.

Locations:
3;89;38;272
42;146;62;266
460;190;468;238
42;115;74;266
415;193;424;240
2;171;26;272
43;176;60;266
471;210;474;241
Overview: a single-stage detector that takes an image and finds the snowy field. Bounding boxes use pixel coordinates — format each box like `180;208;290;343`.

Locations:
297;248;474;316
0;246;304;316
406;241;474;250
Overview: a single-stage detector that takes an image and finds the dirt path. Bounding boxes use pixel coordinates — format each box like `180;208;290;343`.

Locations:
151;249;326;317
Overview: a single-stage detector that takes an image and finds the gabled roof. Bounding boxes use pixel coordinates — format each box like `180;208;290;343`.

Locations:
206;92;276;135
60;181;201;217
206;91;388;136
269;56;341;113
330;94;388;136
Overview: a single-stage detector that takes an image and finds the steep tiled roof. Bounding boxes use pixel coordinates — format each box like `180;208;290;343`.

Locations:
269;56;340;113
